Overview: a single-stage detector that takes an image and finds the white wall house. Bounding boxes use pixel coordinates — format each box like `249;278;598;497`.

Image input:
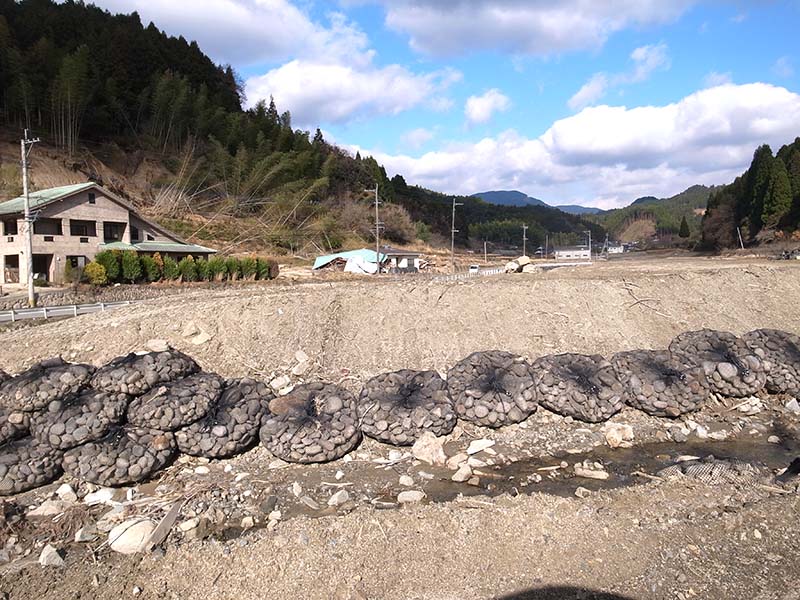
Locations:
554;246;591;261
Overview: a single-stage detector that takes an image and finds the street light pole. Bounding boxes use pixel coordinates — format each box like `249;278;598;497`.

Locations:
450;197;463;274
20;129;40;307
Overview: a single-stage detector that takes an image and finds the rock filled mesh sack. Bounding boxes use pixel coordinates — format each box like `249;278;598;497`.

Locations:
358;369;456;445
30;389;130;450
91;350;199;396
669;329;768;397
611;350;709;417
533;353;627;423
260;383;361;463
0;437;63;496
176;378;273;458
0;407;29;445
447;351;538;428
0;358;94;412
62;426;176;486
127;372;223;431
742;329;800;395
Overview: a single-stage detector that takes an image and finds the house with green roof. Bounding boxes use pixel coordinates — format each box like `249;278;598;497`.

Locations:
0;182;215;284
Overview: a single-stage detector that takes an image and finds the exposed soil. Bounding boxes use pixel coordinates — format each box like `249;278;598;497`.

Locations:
0;256;799;599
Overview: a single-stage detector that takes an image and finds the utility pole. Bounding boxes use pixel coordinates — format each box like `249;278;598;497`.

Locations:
483;240;487;264
583;230;592;262
367;184;382;275
450;197;463;274
545;233;548;260
522;224;528;257
20;129;39;307
736;227;745;250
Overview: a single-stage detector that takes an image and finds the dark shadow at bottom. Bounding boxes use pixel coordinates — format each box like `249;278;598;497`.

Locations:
495;586;635;600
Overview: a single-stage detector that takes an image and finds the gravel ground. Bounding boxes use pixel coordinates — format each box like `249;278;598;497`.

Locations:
0;257;799;599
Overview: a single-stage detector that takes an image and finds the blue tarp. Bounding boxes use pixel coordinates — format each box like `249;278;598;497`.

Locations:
313;248;386;270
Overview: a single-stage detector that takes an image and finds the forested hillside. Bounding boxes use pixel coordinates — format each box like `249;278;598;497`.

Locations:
0;0;600;255
591;185;713;243
702;139;800;248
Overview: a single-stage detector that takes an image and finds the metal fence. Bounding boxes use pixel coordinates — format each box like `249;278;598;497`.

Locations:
0;301;133;324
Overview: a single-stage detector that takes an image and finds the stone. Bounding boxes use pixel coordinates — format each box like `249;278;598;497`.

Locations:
108;519;156;555
399;475;414;487
28;499;70;517
397;490;425;504
327;490;350;507
84;488;116;506
446;453;469;470
190;331;213;346
467;439;496;455
574;464;610;480
504;261;520;273
768;435;781;444
786;399;800;414
241;516;255;529
194;466;210;475
75;524;99;543
179;518;200;532
182;321;200;338
411;432;447;466
451;465;472;483
574;487;592;498
38;544;64;567
292;482;302;497
145;339;170;353
603;424;634;449
270;376;291;391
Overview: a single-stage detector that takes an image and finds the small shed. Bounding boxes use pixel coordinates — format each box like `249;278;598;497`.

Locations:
381;246;423;273
554;246;591;261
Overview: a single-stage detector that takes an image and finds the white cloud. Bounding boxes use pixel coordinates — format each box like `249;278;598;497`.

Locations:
772;56;795;79
356;83;800;208
465;89;512;124
245;62;460;126
704;71;733;87
569;43;670;110
372;0;696;56
401;128;435;149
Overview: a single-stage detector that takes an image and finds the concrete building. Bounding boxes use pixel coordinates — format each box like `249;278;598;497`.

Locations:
0;182;215;284
380;246;423;273
554;245;591;261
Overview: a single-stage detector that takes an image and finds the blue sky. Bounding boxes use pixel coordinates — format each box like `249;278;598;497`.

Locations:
91;1;799;207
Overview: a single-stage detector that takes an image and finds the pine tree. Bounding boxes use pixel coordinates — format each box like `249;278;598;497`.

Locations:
761;159;793;229
679;215;690;238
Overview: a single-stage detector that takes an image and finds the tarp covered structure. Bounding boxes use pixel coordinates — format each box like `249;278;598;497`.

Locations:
313;249;386;272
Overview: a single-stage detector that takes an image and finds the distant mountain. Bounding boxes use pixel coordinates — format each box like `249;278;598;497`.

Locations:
473;191;601;215
631;196;659;206
473;190;547;207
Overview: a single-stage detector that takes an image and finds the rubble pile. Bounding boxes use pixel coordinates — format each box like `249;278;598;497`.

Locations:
611;350;710;417
447;351;538;427
91;350;199;396
259;383;361;463
176;378;273;458
533;353;627;423
62;426;175;486
743;328;800;395
669;329;768;397
358;369;456;445
127;372;223;431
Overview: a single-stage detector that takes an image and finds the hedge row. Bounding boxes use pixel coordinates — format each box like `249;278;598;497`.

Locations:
78;251;279;286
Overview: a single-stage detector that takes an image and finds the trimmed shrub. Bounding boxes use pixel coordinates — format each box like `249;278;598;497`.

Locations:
256;257;279;280
152;252;164;274
240;256;257;280
95;250;120;282
196;258;210;281
163;256;179;281
63;260;73;284
141;255;161;282
178;256;198;282
224;257;241;281
121;250;142;283
84;261;107;286
207;256;226;281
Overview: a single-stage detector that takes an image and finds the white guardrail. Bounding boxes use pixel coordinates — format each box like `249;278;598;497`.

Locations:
0;300;133;324
432;267;504;283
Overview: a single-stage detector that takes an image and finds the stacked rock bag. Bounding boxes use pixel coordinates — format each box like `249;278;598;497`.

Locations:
532;353;626;423
30;389;130;450
260;383;361;463
0;437;63;495
176;378;273;458
62;426;175;486
127;372;223;431
669;329;768;397
742;329;800;395
0;357;94;412
447;351;537;427
0;407;29;445
91;350;199;396
358;369;456;445
611;349;709;417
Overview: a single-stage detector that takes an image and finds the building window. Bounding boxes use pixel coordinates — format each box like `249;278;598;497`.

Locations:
3;220;18;236
67;256;87;268
33;218;62;236
69;220;96;237
131;226;140;241
146;234;155;241
43;236;54;242
88;192;96;204
103;222;126;243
